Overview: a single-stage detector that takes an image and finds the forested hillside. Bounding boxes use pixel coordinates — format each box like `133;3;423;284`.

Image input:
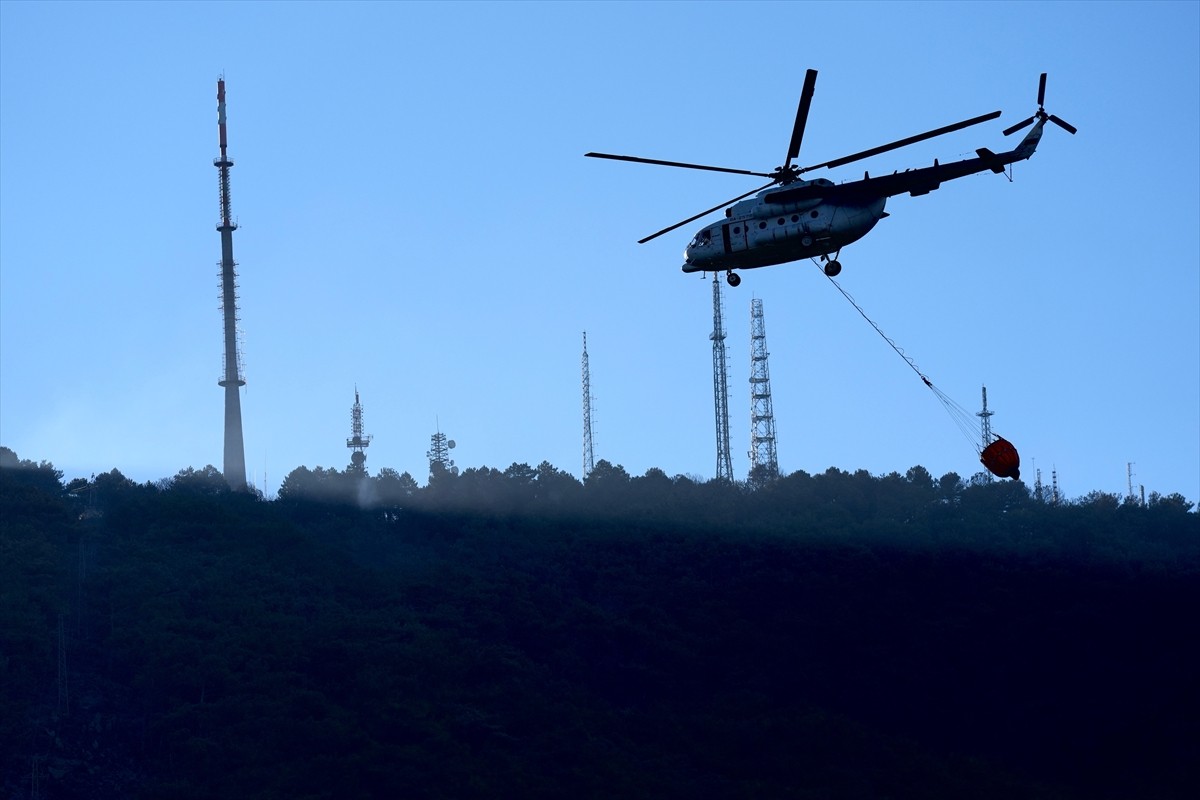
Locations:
3;448;1197;800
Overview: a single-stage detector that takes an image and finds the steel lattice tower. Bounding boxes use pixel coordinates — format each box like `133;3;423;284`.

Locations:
977;384;994;483
581;332;595;479
977;384;994;447
215;79;247;490
748;298;779;486
346;387;373;475
710;274;733;481
427;425;457;480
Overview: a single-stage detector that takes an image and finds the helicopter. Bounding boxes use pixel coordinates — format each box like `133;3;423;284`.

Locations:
586;71;1075;287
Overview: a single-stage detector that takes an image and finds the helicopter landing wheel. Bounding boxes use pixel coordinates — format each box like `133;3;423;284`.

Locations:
726;271;741;287
823;260;842;277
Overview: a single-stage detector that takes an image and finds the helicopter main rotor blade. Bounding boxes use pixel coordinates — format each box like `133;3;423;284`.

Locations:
801;110;1003;173
1038;72;1047;107
638;182;776;244
784;69;818;168
585;152;772;179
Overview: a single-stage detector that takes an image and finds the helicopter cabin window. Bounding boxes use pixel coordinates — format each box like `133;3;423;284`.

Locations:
777;218;785;225
810;210;819;218
732;226;741;234
758;221;767;229
791;215;800;222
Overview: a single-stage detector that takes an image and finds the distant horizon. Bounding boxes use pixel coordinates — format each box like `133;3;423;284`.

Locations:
3;442;1192;509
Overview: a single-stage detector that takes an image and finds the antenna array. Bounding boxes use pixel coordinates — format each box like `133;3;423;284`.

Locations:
427;427;457;480
347;388;373;475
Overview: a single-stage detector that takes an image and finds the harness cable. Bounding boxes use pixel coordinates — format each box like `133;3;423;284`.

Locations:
814;262;987;455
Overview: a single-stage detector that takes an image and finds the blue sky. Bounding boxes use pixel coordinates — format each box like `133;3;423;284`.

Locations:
2;0;1197;503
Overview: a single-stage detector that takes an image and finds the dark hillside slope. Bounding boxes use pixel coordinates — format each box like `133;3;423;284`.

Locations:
3;460;1197;799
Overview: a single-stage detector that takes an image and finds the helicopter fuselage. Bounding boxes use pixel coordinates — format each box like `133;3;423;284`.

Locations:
682;179;887;273
588;70;1073;285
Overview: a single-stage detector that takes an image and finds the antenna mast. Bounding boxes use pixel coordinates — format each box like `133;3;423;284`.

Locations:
977;385;994;447
1126;462;1143;506
977;384;994;483
748;298;779;487
215;78;247;490
582;332;596;479
711;274;733;481
427;424;457;481
347;387;372;475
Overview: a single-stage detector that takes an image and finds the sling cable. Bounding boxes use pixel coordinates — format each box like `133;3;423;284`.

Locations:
817;265;1020;480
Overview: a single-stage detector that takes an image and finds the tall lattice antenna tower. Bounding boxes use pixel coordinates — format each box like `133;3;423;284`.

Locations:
977;384;994;483
977;385;994;447
710;274;733;481
214;78;247;490
748;298;779;487
581;332;596;479
347;387;373;475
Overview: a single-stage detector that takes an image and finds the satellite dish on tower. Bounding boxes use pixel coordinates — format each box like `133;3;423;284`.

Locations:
448;440;456;449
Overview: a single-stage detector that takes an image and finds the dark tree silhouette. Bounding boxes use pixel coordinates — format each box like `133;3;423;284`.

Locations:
3;445;1197;800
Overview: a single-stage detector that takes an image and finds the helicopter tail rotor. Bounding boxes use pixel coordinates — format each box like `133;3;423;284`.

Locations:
1001;115;1036;137
1003;73;1077;136
1047;113;1077;135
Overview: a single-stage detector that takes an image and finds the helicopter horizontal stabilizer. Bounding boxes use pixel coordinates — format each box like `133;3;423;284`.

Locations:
975;148;1006;174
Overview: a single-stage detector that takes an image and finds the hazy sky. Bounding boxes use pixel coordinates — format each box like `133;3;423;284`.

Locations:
2;1;1197;503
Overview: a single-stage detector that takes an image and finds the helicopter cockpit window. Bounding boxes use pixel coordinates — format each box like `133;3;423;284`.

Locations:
690;229;712;248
